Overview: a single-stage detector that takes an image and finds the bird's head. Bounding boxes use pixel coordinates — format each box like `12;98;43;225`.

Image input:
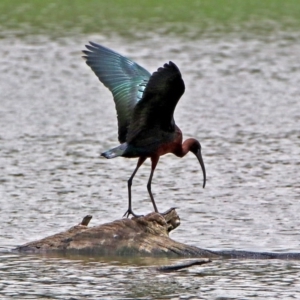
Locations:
187;139;206;188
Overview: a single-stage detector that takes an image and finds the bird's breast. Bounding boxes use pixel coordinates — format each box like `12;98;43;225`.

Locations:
153;139;181;157
123;125;183;158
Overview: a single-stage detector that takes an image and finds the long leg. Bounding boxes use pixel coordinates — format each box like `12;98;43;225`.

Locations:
147;156;159;213
123;156;147;218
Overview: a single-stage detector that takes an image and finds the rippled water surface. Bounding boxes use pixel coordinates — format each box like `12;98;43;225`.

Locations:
1;31;300;298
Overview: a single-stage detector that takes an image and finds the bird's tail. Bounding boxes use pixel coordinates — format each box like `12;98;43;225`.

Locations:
101;143;127;159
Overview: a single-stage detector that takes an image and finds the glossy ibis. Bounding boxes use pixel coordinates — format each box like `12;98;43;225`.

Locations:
83;42;206;217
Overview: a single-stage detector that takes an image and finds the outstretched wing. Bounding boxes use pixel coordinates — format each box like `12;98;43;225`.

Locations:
127;61;185;143
82;42;151;143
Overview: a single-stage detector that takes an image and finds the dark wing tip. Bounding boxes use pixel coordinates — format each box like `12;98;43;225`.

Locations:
156;61;182;78
85;41;98;49
82;49;89;60
162;61;181;72
82;41;99;56
145;60;184;93
89;41;99;48
152;62;179;76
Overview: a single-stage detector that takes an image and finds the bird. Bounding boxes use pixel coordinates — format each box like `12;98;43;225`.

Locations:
82;42;206;218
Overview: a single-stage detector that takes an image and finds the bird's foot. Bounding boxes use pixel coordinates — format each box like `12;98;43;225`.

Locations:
123;208;143;218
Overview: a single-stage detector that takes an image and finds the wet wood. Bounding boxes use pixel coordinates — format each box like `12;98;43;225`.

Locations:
156;258;212;272
15;208;218;258
80;215;92;226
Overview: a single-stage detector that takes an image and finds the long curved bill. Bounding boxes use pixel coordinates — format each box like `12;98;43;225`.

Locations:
196;149;206;188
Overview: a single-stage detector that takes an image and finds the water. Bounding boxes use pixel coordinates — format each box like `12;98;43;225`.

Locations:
1;31;300;298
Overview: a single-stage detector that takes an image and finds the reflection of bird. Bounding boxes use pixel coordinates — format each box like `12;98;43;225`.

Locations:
83;42;206;217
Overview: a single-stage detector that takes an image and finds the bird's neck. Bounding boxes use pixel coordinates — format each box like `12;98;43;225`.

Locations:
176;138;198;158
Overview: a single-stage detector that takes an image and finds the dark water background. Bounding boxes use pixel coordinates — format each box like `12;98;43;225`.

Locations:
1;1;300;299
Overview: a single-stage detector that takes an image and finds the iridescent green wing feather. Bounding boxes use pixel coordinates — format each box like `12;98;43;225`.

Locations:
83;42;151;143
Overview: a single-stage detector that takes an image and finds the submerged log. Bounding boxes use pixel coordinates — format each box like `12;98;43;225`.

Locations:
16;208;217;258
156;258;212;272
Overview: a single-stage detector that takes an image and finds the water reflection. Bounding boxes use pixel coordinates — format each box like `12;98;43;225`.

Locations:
1;252;300;299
